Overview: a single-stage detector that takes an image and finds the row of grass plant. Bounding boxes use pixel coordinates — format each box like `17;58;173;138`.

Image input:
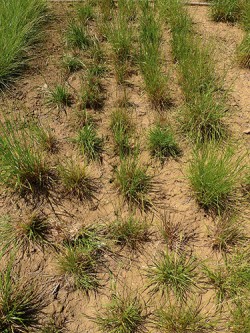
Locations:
0;0;48;89
237;1;250;67
138;1;170;108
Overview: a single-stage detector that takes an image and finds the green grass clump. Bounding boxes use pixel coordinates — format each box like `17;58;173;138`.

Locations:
147;251;200;301
47;85;72;108
76;4;95;25
0;264;44;332
115;158;153;209
58;160;98;199
181;91;226;143
110;108;134;158
148;124;181;160
30;124;57;153
188;145;244;213
58;226;108;292
108;215;151;250
154;301;218;333
204;251;250;303
0;0;47;88
138;7;170;108
66;21;92;50
229;301;250;333
81;69;105;109
93;290;148;333
237;33;250;68
62;54;84;73
211;0;244;23
75;123;103;161
0;214;51;254
0;120;51;193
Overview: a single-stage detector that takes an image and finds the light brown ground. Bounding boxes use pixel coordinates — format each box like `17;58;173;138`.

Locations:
0;3;249;332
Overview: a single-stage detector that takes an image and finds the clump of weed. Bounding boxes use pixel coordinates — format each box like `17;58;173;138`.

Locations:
92;289;148;333
211;0;244;23
62;54;84;73
154;300;218;333
208;216;248;252
58;225;109;292
148;124;181;161
115;158;153;209
66;21;92;50
110;108;134;158
47;85;72;108
160;211;198;251
0;213;51;254
81;69;105;109
58;159;98;200
0;264;45;332
74;123;103;161
147;250;200;301
108;215;151;251
0;119;52;193
203;251;250;303
188;145;244;213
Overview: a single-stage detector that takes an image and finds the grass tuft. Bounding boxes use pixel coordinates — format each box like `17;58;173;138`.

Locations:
74;123;103;161
0;119;52;193
92;289;148;333
110;108;134;158
211;0;244;23
115;158;153;209
66;21;92;50
148;124;181;161
188;145;244;213
0;264;45;332
154;300;218;333
0;0;48;88
47;85;72;108
58;225;109;292
108;215;151;251
58;159;98;200
62;54;84;73
147;250;200;301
